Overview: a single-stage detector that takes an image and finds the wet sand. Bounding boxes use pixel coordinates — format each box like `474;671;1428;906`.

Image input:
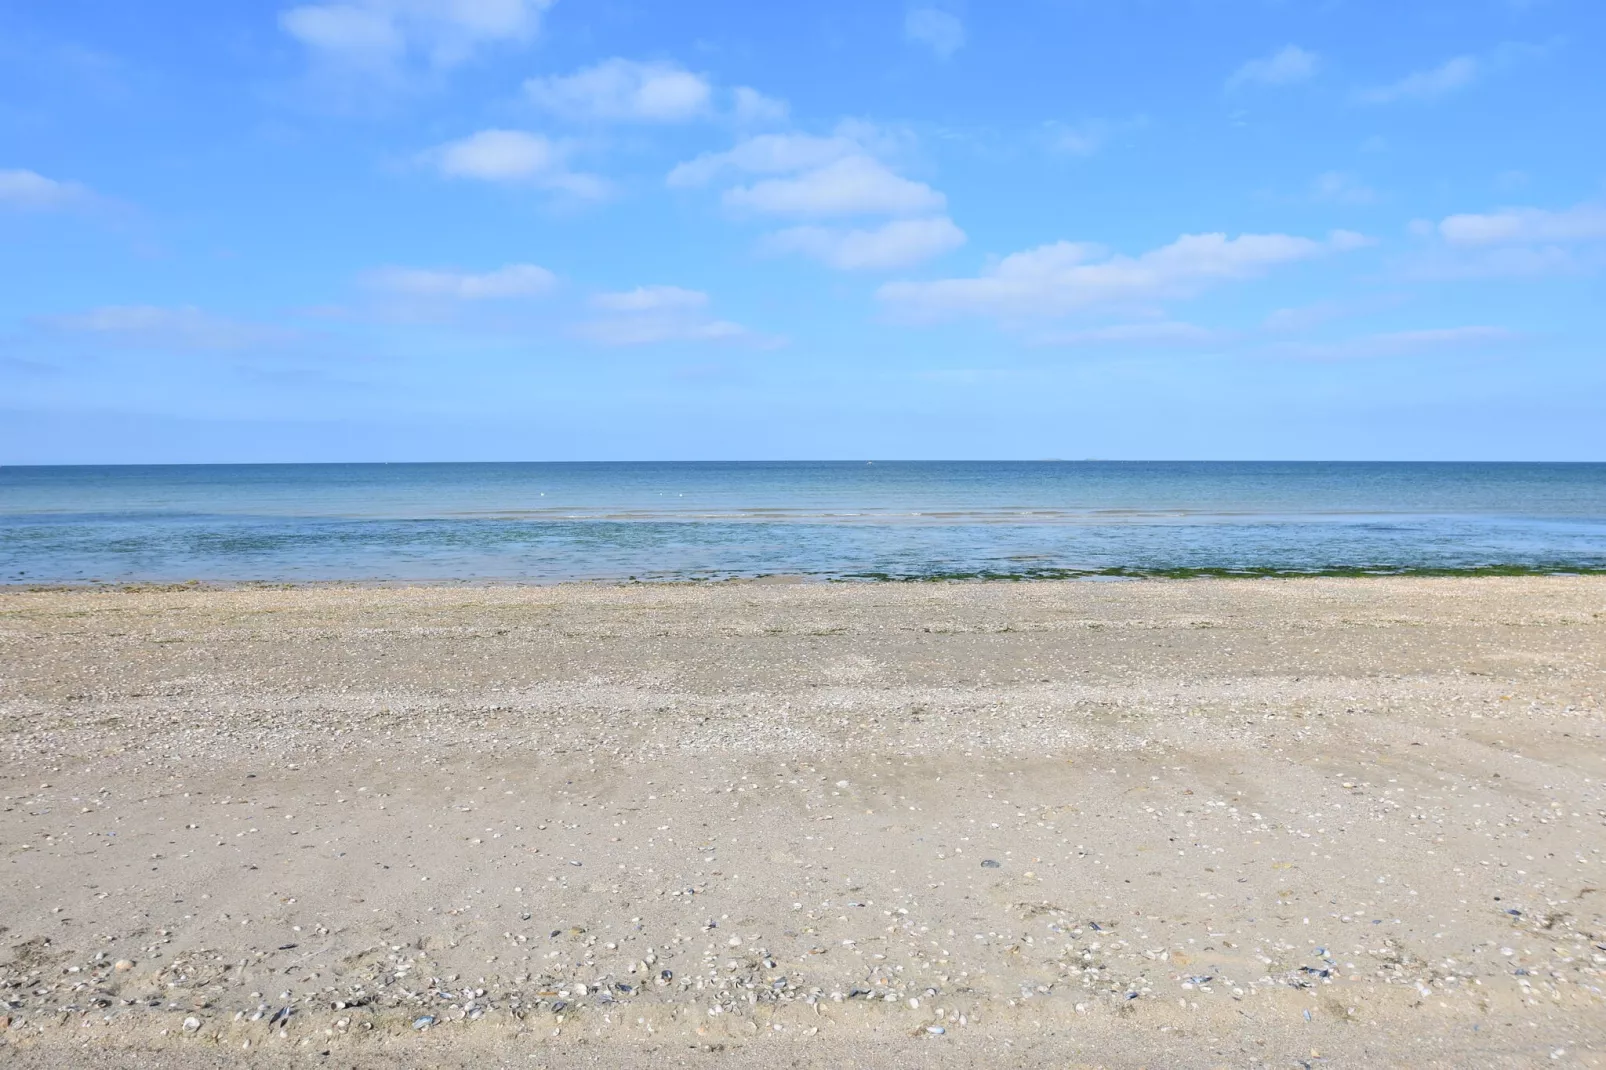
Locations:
2;577;1604;1068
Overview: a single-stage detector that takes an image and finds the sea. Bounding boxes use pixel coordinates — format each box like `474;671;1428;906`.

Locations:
2;461;1604;584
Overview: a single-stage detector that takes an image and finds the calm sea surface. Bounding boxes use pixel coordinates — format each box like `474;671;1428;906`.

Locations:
2;462;1604;583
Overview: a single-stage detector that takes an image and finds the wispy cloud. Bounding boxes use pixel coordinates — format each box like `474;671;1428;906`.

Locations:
669;129;876;188
361;263;556;299
1311;171;1379;205
425;129;609;199
1401;200;1606;278
731;86;789;126
1030;322;1219;347
1261;295;1403;333
36;305;298;351
0;169;99;211
878;230;1368;323
1437;203;1606;246
1227;45;1318;90
576;286;773;347
765;217;966;270
905;7;965;59
1042;116;1147;157
1357;55;1479;103
590;285;708;313
1277;326;1520;360
724;155;944;217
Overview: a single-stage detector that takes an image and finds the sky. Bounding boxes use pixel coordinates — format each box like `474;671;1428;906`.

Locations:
2;0;1604;463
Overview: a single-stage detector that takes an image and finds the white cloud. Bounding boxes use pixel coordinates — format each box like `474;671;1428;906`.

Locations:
361;263;556;299
281;0;552;73
1227;45;1318;89
0;169;96;211
1437;203;1606;246
428;129;608;198
1357;55;1479;103
724;155;944;217
766;217;966;270
732;86;789;126
576;286;771;346
434;129;554;178
878;230;1362;322
669;123;944;269
905;7;965;59
39;305;294;350
1401;201;1606;279
1281;326;1518;360
526;58;713;123
591;285;708;312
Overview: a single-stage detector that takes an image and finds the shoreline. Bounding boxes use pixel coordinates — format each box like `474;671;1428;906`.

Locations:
7;562;1606;592
3;577;1604;1067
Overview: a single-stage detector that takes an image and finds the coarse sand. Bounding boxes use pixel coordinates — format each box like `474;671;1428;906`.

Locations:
2;576;1605;1068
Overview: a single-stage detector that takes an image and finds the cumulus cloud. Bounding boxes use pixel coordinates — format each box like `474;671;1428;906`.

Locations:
0;169;97;211
427;129;608;198
724;155;944;217
905;7;965;59
361;263;556;299
766;217;966;270
670;123;948;269
878;230;1363;322
526;58;713;122
1227;45;1318;89
1357;55;1479;103
38;305;295;350
281;0;552;74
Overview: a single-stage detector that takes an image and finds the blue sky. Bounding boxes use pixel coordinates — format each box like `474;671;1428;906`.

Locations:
2;0;1603;462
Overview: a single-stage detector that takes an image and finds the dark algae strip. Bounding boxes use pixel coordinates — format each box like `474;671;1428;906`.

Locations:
836;564;1606;582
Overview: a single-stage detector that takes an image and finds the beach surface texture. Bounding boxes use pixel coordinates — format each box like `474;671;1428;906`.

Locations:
2;577;1604;1068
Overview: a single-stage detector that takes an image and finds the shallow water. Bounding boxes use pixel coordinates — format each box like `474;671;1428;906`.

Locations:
3;461;1604;582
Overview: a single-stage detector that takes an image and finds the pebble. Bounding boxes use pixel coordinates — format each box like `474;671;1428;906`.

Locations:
4;581;1601;1065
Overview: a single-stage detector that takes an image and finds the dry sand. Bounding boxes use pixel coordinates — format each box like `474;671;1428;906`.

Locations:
2;576;1605;1068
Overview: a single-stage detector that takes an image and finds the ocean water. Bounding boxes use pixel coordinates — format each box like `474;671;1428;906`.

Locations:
2;461;1604;584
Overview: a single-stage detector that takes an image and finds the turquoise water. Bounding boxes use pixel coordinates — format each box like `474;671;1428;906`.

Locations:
2;462;1604;583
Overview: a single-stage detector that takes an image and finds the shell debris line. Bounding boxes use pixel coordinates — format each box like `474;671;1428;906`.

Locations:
1;577;1604;1068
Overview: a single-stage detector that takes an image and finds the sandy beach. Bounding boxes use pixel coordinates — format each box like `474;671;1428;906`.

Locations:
2;576;1604;1068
